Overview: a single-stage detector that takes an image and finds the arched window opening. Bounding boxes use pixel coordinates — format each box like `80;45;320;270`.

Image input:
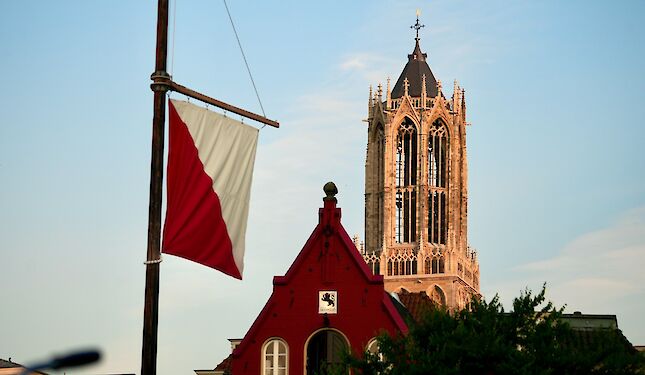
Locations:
429;286;446;307
428;120;448;188
375;124;385;248
395;190;417;243
387;254;417;276
263;339;287;375
370;259;380;276
396;118;417;187
395;191;402;242
366;338;384;363
428;119;448;245
424;257;432;274
395;118;417;244
306;330;348;375
431;256;445;274
366;338;379;356
428;191;447;244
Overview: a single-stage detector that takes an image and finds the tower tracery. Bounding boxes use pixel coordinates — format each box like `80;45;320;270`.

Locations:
363;14;480;309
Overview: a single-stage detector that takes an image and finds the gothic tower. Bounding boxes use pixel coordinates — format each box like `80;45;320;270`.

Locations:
362;15;480;309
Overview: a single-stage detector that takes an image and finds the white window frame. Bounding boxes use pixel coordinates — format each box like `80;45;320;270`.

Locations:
262;338;288;375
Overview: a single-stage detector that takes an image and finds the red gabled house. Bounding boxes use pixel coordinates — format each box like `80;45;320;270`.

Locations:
225;183;408;374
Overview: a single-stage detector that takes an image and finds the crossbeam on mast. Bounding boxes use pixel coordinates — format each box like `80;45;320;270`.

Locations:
151;76;280;128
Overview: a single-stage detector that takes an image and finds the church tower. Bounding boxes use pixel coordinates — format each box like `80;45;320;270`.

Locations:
362;15;480;309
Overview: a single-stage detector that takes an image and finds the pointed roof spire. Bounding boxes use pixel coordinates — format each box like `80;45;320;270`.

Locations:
391;11;438;99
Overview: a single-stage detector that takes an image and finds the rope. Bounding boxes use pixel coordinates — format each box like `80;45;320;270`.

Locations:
144;256;163;265
222;0;267;128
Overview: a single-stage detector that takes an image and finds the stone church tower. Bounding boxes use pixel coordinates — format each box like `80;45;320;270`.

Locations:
361;16;480;309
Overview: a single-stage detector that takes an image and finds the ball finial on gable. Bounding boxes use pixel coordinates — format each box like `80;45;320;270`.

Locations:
323;182;338;202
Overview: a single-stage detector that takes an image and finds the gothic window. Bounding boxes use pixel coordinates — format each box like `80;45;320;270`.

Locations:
428;119;448;187
375;124;385;247
428;191;447;244
366;256;380;276
395;118;417;243
396;118;417;187
431;256;445;274
428;119;448;245
386;250;417;276
263;338;287;375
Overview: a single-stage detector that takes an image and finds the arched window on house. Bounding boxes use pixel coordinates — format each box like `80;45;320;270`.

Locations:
428;119;448;245
262;338;288;375
367;338;379;355
395;118;417;244
366;338;383;363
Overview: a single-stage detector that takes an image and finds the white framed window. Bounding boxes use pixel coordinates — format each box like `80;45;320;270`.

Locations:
366;338;380;356
366;338;385;371
263;338;288;375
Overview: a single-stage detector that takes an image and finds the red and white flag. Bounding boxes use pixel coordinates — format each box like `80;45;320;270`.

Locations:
162;99;258;279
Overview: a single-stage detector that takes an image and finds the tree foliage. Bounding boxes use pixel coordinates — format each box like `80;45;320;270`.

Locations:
341;286;644;375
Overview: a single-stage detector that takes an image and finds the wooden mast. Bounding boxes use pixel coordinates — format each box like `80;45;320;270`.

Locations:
141;0;169;374
141;1;280;374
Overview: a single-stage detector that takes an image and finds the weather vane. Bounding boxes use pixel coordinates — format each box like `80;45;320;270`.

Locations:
410;9;425;41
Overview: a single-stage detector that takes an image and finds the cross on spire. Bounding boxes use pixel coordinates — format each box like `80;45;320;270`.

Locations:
410;9;425;41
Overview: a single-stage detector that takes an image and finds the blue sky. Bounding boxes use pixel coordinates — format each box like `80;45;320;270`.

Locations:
1;1;644;374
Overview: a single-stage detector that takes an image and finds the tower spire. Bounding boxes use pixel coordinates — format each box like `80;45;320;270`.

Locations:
410;9;425;42
363;13;479;309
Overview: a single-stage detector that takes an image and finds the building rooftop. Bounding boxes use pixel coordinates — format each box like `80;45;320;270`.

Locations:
391;39;438;99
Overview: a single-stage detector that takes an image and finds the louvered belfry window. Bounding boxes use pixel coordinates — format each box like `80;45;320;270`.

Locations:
428;119;448;245
395;118;417;243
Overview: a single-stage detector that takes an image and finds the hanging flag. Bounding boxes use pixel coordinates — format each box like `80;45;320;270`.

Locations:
162;99;258;279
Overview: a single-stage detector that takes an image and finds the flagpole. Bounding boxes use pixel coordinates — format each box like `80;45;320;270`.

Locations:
142;0;169;374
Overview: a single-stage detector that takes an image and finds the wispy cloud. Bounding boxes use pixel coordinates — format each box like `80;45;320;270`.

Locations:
487;206;645;343
337;52;400;84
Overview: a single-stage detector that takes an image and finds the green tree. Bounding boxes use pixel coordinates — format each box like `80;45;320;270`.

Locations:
342;286;644;375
